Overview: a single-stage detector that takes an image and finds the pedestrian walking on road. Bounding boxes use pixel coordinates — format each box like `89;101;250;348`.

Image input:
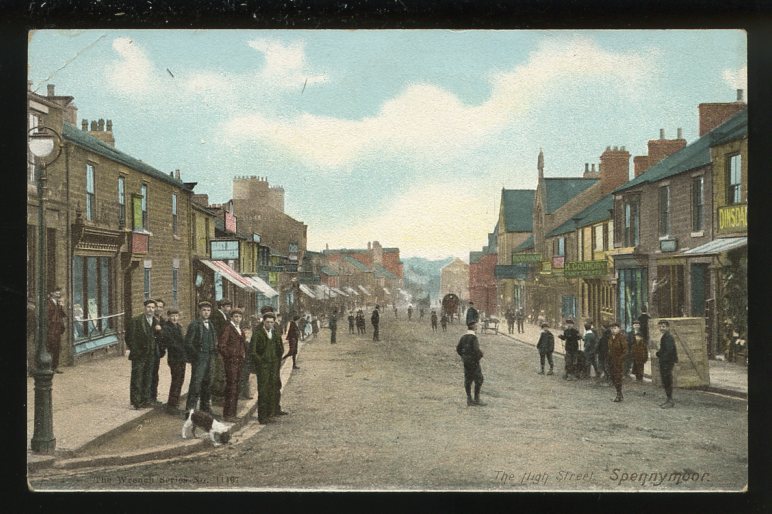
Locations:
516;308;525;334
431;310;438;332
218;308;247;421
582;321;601;379
597;321;611;384
329;309;338;344
284;315;301;369
149;299;167;405
558;319;581;380
184;301;218;414
407;305;413;321
159;308;186;415
419;307;425;320
393;305;398;318
46;287;67;374
505;307;515;334
456;321;486;406
440;312;448;332
465;302;479;329
631;322;649;382
126;299;160;409
250;312;287;424
371;305;381;341
536;322;555;375
608;322;628;402
348;311;355;334
656;320;678;408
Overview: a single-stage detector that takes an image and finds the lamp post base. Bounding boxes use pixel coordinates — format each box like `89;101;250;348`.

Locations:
30;367;56;453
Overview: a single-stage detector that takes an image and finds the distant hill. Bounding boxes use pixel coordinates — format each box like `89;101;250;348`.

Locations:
402;256;453;305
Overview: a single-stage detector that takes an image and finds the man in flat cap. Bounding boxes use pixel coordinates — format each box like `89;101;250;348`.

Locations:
456;320;486;406
126;299;160;409
210;298;233;401
608;322;628;402
558;319;581;380
536;322;555;375
184;301;217;413
250;312;287;423
656;320;678;408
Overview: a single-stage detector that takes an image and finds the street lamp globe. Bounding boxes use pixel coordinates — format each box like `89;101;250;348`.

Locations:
28;132;55;158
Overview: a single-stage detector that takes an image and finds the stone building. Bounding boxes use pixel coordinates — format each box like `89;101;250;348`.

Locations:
439;257;469;302
493;189;534;313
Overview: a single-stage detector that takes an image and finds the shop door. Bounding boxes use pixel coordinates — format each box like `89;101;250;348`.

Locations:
561;295;577;320
690;263;710;317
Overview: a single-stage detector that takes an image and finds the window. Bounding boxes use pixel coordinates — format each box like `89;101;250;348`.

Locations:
623;199;640;247
593;225;604;252
140;183;148;229
86;164;96;221
607;220;614;248
656;265;685;318
658;185;670;237
118;176;126;228
578;228;584;260
172;266;179;306
172;193;178;235
692;176;704;232
143;266;151;301
553;237;565;257
72;256;114;339
727;154;742;204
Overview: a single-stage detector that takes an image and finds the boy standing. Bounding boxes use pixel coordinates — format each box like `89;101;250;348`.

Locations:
536;323;555;375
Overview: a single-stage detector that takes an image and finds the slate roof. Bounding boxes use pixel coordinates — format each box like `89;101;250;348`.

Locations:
62;123;188;190
342;255;371;272
512;235;534;252
544;178;598;214
320;266;339;276
469;251;483;264
372;263;398;281
546;195;614;237
501;189;535;232
614;108;747;194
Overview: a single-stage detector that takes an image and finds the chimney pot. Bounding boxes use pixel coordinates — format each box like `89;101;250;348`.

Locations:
737;89;744;102
659;128;665;139
621;145;626;151
81;119;88;131
175;169;181;180
591;163;596;173
90;120;97;131
97;119;105;131
613;145;618;151
106;119;113;131
677;127;683;139
606;146;610;151
585;163;589;172
47;84;55;96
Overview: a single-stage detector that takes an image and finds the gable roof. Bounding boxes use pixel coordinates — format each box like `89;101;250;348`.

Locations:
500;189;535;233
513;235;534;252
469;251;483;264
544;178;598;214
372;263;398;281
63;123;188;190
546;195;614;237
342;254;371;272
614;108;747;194
320;266;339;277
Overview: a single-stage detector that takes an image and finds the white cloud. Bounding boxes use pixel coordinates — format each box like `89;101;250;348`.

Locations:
308;181;496;260
246;38;328;89
222;36;655;170
105;37;158;96
723;65;747;93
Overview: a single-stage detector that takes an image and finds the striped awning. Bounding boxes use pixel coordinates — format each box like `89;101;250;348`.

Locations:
247;275;279;298
358;285;371;296
683;236;747;256
200;260;257;292
299;284;317;299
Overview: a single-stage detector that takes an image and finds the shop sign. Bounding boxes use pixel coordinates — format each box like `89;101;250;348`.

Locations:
268;272;279;284
540;260;552;274
660;239;677;252
718;204;747;233
512;252;542;264
211;240;240;260
564;260;608;278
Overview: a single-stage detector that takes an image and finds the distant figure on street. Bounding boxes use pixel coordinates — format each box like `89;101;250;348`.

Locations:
656;320;678;408
284;315;301;369
631;321;648;382
516;308;525;334
638;305;651;344
419;307;425;320
465;302;479;329
184;301;217;413
536;322;555;375
250;312;287;424
217;308;247;422
624;321;640;378
393;305;398;318
159;308;186;415
505;307;515;334
371;305;381;341
356;309;366;335
456;320;485;406
126;299;159;410
149;298;166;405
329;309;338;344
348;311;355;334
407;305;413;321
558;319;581;380
430;310;438;332
582;321;601;380
608;322;628;402
440;312;448;332
597;321;611;384
46;286;67;374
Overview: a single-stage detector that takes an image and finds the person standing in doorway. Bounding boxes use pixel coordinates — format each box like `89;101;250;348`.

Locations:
371;305;381;342
184;301;217;413
160;308;186;415
126;299;159;409
608;322;628;402
456;320;486;406
536;322;555;375
46;287;67;374
656;320;678;408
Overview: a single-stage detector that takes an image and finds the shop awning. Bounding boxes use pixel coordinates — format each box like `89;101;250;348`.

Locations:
344;286;359;296
200;259;257;292
382;287;391;295
332;287;348;296
358;285;371;296
247;275;279;298
314;284;337;298
299;284;317;299
683;236;747;256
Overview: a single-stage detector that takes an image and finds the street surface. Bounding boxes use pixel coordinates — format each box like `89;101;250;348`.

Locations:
30;316;747;491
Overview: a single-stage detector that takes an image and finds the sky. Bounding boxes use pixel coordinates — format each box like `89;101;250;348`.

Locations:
28;30;747;260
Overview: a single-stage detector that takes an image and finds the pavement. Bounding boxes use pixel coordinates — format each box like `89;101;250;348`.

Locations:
496;321;748;398
27;321;747;473
27;332;315;473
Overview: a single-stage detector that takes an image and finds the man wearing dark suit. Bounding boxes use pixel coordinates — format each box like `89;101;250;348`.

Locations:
218;308;247;421
47;287;67;373
656;320;679;408
148;298;166;405
465;302;479;329
125;299;159;409
329;309;338;344
159;308;186;415
371;305;380;341
457;321;485;406
250;312;286;424
558;319;582;380
184;301;217;413
210;298;232;400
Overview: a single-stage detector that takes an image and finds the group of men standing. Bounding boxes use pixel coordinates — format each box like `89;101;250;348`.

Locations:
125;298;290;424
534;313;679;408
504;307;525;335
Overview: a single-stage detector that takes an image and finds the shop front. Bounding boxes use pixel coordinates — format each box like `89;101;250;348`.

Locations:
614;253;649;331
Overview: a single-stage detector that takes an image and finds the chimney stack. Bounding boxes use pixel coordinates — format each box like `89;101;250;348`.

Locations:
82;119;88;131
87;118;116;147
106;119;113;132
599;145;631;194
591;163;596;173
659;128;665;139
47;84;55;97
175;169;181;180
90;120;98;131
28;80;33;91
698;94;747;136
737;89;744;102
677;127;683;139
585;163;589;173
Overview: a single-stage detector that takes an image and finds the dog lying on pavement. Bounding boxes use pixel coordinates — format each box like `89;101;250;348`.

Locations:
182;409;232;446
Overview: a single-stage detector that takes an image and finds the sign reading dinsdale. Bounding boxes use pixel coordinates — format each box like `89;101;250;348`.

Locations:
563;260;608;278
512;253;542;264
718;204;747;233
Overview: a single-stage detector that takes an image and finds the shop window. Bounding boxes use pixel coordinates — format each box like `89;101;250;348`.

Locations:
727;154;742;204
72;256;114;340
553;237;565;257
692;176;704;232
655;265;685;318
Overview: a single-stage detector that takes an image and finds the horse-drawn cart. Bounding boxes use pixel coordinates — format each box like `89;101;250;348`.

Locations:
481;317;500;334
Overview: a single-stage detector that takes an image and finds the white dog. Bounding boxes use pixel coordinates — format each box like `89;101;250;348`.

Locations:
181;409;232;446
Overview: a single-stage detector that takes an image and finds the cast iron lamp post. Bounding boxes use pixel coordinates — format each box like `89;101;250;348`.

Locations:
29;125;62;453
